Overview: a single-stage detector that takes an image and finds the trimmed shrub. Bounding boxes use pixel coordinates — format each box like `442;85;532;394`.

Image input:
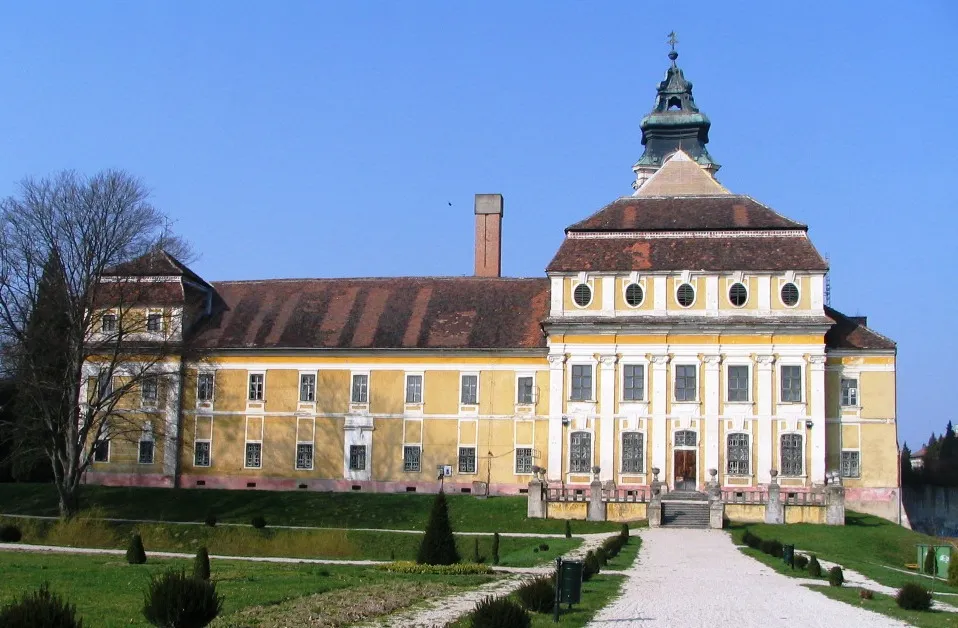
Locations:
808;555;822;577
0;582;83;627
491;533;500;566
377;561;492;575
742;529;756;547
471;595;531;628
949;549;958;586
204;512;217;528
896;583;933;611
595;547;609;566
795;555;809;570
924;547;937;577
620;523;629;541
538;543;549;552
417;491;460;566
828;566;844;587
859;588;874;600
583;550;600;581
0;524;22;543
127;534;147;565
142;570;222;628
193;547;211;581
470;538;484;564
250;516;267;530
564;520;571;539
516;575;555;613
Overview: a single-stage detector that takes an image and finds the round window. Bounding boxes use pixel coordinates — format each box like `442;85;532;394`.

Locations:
728;282;748;307
676;283;695;307
625;283;644;307
573;283;592;307
781;282;800;307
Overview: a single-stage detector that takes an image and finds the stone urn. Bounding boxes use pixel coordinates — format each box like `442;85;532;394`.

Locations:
651;467;660;482
708;468;718;480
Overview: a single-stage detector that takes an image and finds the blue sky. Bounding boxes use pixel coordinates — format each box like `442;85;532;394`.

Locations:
1;2;955;448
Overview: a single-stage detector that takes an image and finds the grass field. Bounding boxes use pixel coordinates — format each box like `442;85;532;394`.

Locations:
602;534;642;571
0;513;579;567
0;551;495;628
0;483;625;533
808;585;958;628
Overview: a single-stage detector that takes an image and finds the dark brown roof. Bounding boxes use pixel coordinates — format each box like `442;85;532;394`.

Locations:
92;281;185;306
567;196;806;232
546;235;828;272
192;277;550;350
106;250;211;288
825;306;896;351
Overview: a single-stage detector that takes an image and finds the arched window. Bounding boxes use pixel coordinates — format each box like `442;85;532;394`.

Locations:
727;433;749;475
780;434;803;476
570;432;592;473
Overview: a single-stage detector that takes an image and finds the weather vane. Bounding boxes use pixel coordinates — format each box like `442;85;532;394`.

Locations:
667;31;679;65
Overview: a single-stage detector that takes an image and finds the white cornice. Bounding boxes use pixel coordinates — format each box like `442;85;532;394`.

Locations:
567;230;808;240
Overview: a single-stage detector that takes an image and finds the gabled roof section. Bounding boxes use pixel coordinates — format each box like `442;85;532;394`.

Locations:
825;306;896;351
191;277;550;351
106;249;212;289
633;151;728;197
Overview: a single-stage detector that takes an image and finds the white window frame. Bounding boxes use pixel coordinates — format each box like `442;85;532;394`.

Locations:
779;432;804;477
515;372;536;405
568;361;595;402
146;310;163;333
458;446;477;474
299;372;316;403
101;311;118;333
840;377;859;408
349;444;367;471
92;438;111;463
244;416;264;469
244;442;262;469
459;372;479;406
569;430;593;474
193;431;212;467
141;375;159;408
405;372;424;405
620;362;647;402
675;280;697;308
725;362;751;403
248;371;265;402
295;443;314;471
725;431;751;476
197;371;215;403
621;431;644;474
779;363;804;404
138;439;155;465
622;278;647;309
726;280;749;308
350;371;369;405
403;444;422;473
778;278;802;308
840;449;861;478
515;447;534;474
672;362;699;403
570;277;595;309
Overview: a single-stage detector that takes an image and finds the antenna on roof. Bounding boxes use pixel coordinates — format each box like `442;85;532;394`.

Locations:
824;253;832;307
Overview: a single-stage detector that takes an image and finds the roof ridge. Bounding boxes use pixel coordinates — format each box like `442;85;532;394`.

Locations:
211;276;549;285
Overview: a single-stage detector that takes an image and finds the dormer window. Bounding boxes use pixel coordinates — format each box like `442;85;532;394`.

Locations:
728;282;748;307
676;283;695;308
781;282;800;307
101;313;117;333
573;283;592;307
625;283;644;307
146;313;162;332
667;96;682;110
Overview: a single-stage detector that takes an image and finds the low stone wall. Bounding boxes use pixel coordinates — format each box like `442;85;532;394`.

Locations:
844;487;904;525
607;502;647;522
785;505;827;524
725;504;764;523
545;501;589;520
902;485;958;535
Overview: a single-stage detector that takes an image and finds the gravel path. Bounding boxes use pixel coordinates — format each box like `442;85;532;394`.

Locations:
588;529;909;628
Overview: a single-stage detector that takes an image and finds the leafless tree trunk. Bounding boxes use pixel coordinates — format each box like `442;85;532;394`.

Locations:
0;170;196;517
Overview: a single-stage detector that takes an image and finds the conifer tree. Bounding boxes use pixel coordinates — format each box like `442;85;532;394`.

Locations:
193;547;211;581
127;534;147;564
416;491;460;565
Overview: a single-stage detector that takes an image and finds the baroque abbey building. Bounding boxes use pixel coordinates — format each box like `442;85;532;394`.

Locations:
86;49;901;523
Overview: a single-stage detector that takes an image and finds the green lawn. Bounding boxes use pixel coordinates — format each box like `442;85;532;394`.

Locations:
729;511;958;593
0;483;625;533
0;551;495;628
601;535;642;571
0;515;579;567
808;585;958;628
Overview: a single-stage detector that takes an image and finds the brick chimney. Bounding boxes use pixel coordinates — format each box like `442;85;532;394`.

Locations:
474;194;503;277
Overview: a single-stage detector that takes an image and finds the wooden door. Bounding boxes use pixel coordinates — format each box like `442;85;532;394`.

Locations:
674;449;697;490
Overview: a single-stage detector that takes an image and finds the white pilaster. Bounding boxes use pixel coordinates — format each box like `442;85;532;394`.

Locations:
599;355;617;481
650;354;670;477
810;274;824;310
705;276;719;312
550;276;564;317
809;354;827;484
163;363;182;480
756;355;775;484
703;355;721;477
758;276;771;311
601;276;615;313
547;354;565;481
653;276;667;312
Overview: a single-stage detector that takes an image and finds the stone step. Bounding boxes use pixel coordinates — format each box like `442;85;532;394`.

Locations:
661;503;710;528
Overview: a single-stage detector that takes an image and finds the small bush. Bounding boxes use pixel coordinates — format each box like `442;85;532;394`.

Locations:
377;561;493;575
759;539;783;557
949;549;958;586
745;530;762;550
516;575;555;613
538;543;549;552
603;534;625;558
142;570;222;628
564;520;571;539
204;512;217;528
859;588;874;600
924;547;937;576
250;516;267;530
491;533;500;566
471;595;531;628
808;555;822;577
828;566;844;587
193;547;211;581
896;583;933;611
0;582;83;627
583;551;600;581
127;534;147;565
0;524;22;543
620;523;629;541
742;529;756;547
471;538;481;564
417;492;460;566
595;547;609;566
794;555;809;570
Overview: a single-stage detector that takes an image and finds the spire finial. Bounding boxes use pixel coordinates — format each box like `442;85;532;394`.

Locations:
667;31;679;65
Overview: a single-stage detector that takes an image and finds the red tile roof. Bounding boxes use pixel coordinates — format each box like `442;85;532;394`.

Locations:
192;277;550;351
825;306;896;351
106;250;212;288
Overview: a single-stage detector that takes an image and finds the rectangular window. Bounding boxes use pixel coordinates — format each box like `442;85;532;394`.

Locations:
727;433;750;475
623;364;645;401
405;375;423;404
840;378;858;407
349;445;367;471
674;365;697;402
728;365;749;402
97;371;113;399
197;372;214;402
351;374;368;403
146;313;162;332
248;373;264;401
781;365;802;403
296;443;313;470
460;375;478;405
300;374;316;402
622;433;644;473
141;376;158;406
841;451;861;478
194;441;211;467
93;439;110;462
515;447;533;474
138;440;154;464
458;446;477;473
245;442;262;468
570;432;592;473
570;364;592;401
101;313;117;333
780;434;803;476
517;376;535;404
403;445;421;472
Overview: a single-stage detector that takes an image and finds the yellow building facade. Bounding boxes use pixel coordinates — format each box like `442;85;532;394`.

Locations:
85;51;901;522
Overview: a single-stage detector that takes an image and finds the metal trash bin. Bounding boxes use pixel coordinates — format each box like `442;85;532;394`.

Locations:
917;544;931;574
558;560;583;605
936;545;952;577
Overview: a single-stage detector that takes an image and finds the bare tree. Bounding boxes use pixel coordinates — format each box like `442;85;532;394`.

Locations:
0;170;198;516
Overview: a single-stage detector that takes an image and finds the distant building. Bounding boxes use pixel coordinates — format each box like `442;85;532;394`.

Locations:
911;448;926;470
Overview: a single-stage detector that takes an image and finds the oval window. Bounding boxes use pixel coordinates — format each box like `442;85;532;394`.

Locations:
781;282;800;307
676;283;695;307
573;283;592;307
625;283;644;307
729;282;748;307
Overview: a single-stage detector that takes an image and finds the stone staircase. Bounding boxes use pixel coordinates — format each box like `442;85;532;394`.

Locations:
660;491;711;528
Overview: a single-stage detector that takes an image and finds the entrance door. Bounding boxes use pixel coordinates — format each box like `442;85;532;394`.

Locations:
674;449;697;491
